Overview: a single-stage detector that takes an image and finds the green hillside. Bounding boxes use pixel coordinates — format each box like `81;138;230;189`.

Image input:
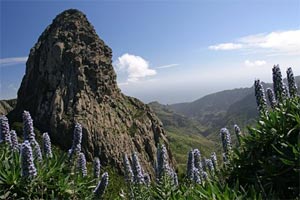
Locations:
170;76;300;140
148;102;220;175
149;76;300;164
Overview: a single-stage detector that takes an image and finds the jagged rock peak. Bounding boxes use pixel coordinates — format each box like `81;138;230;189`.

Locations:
40;8;113;59
9;9;174;176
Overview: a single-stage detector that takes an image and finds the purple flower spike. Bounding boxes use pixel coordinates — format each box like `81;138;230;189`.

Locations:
272;65;284;102
94;157;101;178
266;88;277;108
193;168;201;184
211;152;217;170
287;67;298;97
202;171;208;181
131;152;144;184
68;123;82;160
193;149;203;172
21;140;37;178
22;111;35;142
10;130;19;150
234;124;242;146
156;144;172;180
205;159;214;172
282;83;289;98
43;132;53;158
186;149;195;181
254;79;267;112
220;128;232;163
94;172;109;198
77;152;87;177
32;140;43;162
123;153;134;183
0;115;11;145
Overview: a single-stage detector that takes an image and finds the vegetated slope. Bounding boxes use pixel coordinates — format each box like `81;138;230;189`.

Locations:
129;76;300;173
170;87;253;136
170;76;300;140
149;101;207;135
148;101;219;174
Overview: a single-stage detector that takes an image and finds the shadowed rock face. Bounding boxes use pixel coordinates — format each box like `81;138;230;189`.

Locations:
9;9;174;175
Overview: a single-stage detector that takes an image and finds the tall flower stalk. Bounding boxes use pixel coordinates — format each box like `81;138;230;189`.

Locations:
23;111;35;142
10;130;19;150
193;168;201;184
282;83;289;98
254;79;267;112
131;152;144;184
287;67;298;97
42;132;53;158
123;153;134;183
205;159;214;173
220;128;232;163
156;144;172;181
193;148;204;182
234;124;242;146
94;157;101;178
21;140;37;178
272;65;284;102
22;111;42;162
186;149;195;181
0;115;11;145
68;123;82;160
77;152;87;177
94;172;109;198
266;88;277;108
32;140;43;162
202;171;208;181
193;149;202;171
211;152;217;170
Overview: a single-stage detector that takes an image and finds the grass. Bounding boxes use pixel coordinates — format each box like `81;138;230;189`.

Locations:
165;127;220;176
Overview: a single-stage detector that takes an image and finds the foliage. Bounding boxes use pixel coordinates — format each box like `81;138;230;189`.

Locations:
0;112;110;199
166;128;218;176
117;173;262;200
0;144;100;199
1;67;298;199
225;96;300;199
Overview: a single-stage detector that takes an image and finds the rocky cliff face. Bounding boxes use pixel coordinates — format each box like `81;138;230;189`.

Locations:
9;9;174;175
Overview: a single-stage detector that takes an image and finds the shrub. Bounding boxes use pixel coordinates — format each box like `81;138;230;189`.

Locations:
225;66;299;199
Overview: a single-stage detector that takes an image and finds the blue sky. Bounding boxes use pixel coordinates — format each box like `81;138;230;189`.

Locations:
1;0;300;104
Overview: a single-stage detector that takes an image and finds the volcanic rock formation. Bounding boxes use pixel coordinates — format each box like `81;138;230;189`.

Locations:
9;9;174;175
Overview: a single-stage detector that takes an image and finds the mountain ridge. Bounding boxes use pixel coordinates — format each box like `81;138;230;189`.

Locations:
169;76;300;137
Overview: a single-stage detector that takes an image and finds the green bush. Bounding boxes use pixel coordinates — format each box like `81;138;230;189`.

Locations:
226;96;300;199
0;145;98;199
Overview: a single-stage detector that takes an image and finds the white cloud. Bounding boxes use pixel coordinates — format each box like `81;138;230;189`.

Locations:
209;30;300;55
0;56;28;66
209;43;243;50
114;53;156;83
156;63;179;69
245;60;267;66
